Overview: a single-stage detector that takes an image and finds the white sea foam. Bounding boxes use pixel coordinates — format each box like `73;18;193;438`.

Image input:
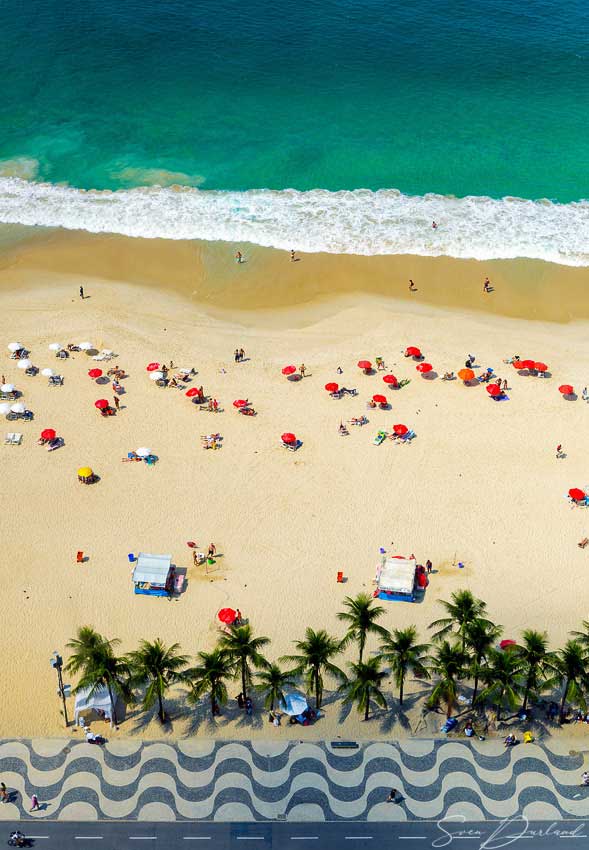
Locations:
0;177;588;265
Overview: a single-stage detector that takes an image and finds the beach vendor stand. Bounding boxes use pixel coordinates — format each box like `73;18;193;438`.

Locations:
74;684;123;727
374;556;417;602
131;552;174;596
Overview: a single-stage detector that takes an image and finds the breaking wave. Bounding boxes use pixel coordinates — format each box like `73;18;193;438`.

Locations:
0;177;588;265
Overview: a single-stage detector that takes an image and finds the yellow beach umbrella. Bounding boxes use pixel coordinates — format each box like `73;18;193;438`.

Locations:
78;467;93;478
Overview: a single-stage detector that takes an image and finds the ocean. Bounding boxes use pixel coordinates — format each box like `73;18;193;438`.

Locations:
0;0;588;263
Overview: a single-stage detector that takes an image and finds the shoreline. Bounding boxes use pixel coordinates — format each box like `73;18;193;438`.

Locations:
2;226;589;325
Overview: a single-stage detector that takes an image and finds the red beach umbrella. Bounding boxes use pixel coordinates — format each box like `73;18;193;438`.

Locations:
325;382;339;392
281;432;296;444
405;346;421;357
393;423;408;436
233;399;248;408
41;428;56;440
534;362;548;373
521;359;536;370
88;368;102;379
486;383;502;396
186;388;200;398
357;360;372;370
416;362;432;373
512;360;524;370
282;365;297;376
146;362;160;372
500;639;517;651
569;488;586;502
94;399;109;409
559;385;574;395
218;608;237;624
373;394;387;404
383;374;397;385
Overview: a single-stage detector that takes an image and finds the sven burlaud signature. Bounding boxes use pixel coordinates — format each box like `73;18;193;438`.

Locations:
431;815;587;849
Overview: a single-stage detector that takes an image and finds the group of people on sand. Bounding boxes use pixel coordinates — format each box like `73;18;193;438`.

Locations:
234;348;246;362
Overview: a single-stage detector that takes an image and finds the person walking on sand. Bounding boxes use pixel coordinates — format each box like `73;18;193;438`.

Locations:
79;285;84;300
235;250;243;264
234;349;240;363
208;542;216;559
299;363;306;377
113;396;120;411
239;348;245;361
556;444;563;459
409;279;417;291
30;793;40;811
483;277;491;293
290;249;296;262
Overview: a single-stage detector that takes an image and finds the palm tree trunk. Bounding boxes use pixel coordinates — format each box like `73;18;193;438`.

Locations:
210;683;216;717
364;689;370;721
157;689;165;723
241;660;247;700
496;702;501;721
315;667;320;709
471;672;479;707
359;633;365;664
399;673;404;707
559;679;569;723
522;671;532;712
106;681;118;726
270;694;275;711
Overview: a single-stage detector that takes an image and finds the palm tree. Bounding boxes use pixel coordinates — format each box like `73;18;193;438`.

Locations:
337;593;388;662
477;648;523;720
556;640;588;723
281;628;345;709
254;663;296;711
187;649;233;717
569;621;589;655
427;641;465;717
516;630;557;712
338;658;387;720
127;639;189;723
218;624;269;701
379;626;430;706
464;618;502;706
65;626;131;725
430;590;492;652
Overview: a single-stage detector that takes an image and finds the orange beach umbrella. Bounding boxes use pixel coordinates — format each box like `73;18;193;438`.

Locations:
457;368;475;382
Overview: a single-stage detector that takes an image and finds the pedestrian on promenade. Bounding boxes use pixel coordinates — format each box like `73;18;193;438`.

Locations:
387;788;399;803
0;782;7;802
30;793;40;811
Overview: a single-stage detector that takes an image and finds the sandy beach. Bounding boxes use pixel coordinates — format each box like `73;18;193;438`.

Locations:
3;228;589;742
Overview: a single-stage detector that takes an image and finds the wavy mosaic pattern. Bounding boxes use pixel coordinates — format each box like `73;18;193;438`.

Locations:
0;738;588;822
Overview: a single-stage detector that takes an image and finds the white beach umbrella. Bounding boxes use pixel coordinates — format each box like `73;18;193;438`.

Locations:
10;402;25;414
149;371;164;381
8;342;23;352
48;343;62;351
136;447;151;458
178;368;191;375
0;403;10;415
79;342;93;350
41;368;54;377
17;359;32;370
1;384;15;393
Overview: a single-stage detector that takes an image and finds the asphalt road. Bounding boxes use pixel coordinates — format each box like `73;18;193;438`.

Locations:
4;818;589;850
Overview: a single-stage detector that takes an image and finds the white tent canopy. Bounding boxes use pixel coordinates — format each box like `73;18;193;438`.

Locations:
132;552;172;586
376;557;417;596
280;692;309;716
74;684;120;725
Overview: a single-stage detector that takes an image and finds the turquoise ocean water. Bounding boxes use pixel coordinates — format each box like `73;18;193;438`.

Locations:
0;0;588;262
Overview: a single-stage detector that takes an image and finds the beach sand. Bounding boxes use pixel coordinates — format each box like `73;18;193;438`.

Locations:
3;228;589;741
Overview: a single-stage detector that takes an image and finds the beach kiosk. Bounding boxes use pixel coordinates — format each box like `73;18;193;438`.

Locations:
375;556;417;602
132;552;174;596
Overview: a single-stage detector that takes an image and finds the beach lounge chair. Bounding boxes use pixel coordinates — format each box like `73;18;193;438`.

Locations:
336;571;344;583
7;433;22;445
373;430;387;446
401;429;416;443
282;439;301;451
47;437;64;451
77;551;84;563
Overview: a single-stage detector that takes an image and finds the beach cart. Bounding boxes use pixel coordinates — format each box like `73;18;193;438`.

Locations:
375;556;417;602
131;552;174;596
